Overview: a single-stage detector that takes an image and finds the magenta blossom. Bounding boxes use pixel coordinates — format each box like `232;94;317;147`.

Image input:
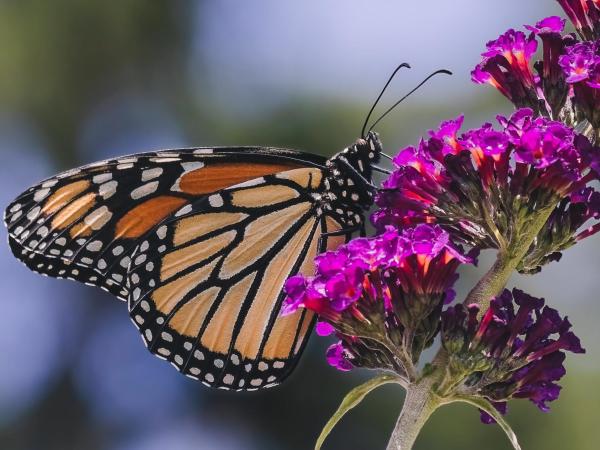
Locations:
473;16;575;118
326;342;354;371
472;29;540;111
558;40;600;126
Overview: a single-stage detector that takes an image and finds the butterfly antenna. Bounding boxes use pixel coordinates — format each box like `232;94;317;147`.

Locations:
361;62;411;138
367;69;452;134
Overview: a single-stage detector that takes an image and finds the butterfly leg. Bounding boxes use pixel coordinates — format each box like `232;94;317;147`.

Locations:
318;224;362;251
336;158;380;191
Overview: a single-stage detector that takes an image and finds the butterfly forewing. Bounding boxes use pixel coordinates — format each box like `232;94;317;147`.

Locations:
4;148;317;299
127;167;346;389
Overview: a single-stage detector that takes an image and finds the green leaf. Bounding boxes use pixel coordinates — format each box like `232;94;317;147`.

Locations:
315;374;402;450
454;396;522;450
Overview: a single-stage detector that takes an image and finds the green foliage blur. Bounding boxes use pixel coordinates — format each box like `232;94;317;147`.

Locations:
0;2;597;450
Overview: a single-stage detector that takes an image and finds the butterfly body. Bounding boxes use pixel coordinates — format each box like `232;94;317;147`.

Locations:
4;132;382;389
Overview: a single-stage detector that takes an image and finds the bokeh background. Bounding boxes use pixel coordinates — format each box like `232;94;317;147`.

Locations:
0;1;597;449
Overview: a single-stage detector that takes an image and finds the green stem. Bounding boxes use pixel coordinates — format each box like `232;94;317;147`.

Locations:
386;378;441;450
464;204;556;313
462;250;519;313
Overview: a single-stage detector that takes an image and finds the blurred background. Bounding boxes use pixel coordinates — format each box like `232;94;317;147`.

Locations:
0;1;597;449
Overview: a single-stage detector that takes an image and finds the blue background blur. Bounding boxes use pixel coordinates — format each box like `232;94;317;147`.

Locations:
0;2;598;449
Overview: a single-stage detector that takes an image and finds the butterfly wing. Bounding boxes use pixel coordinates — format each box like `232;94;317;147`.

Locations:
127;167;347;389
4;148;323;300
4;147;350;389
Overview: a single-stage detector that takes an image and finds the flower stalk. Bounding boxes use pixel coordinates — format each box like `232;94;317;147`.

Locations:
386;378;441;450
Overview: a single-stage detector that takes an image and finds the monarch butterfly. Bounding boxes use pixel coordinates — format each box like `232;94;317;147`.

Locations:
3;65;448;390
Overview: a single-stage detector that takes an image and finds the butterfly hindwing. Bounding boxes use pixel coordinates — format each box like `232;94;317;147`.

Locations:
4;148;323;300
127;167;347;389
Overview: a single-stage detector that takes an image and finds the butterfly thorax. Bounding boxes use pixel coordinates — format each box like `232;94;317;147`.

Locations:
323;131;382;215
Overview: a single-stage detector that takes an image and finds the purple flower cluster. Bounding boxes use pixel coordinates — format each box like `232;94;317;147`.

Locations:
473;3;600;128
282;225;472;373
374;109;600;273
440;289;585;423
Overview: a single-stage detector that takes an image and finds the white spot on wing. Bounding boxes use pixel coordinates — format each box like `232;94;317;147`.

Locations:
27;206;41;221
131;181;159;200
181;161;205;171
175;204;192;217
208;194;223;207
99;181;118;199
141;167;163;181
150;157;179;163
86;240;103;252
92;173;112;184
156;225;167;239
33;188;50;202
41;179;59;188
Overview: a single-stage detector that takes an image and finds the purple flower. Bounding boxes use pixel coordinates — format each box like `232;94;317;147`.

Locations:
428;116;464;156
513;121;574;168
473;17;576;116
281;275;311;316
440;289;584;422
316;321;335;336
558;41;599;83
558;41;600;127
326;342;354;371
525;16;566;35
472;29;540;110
